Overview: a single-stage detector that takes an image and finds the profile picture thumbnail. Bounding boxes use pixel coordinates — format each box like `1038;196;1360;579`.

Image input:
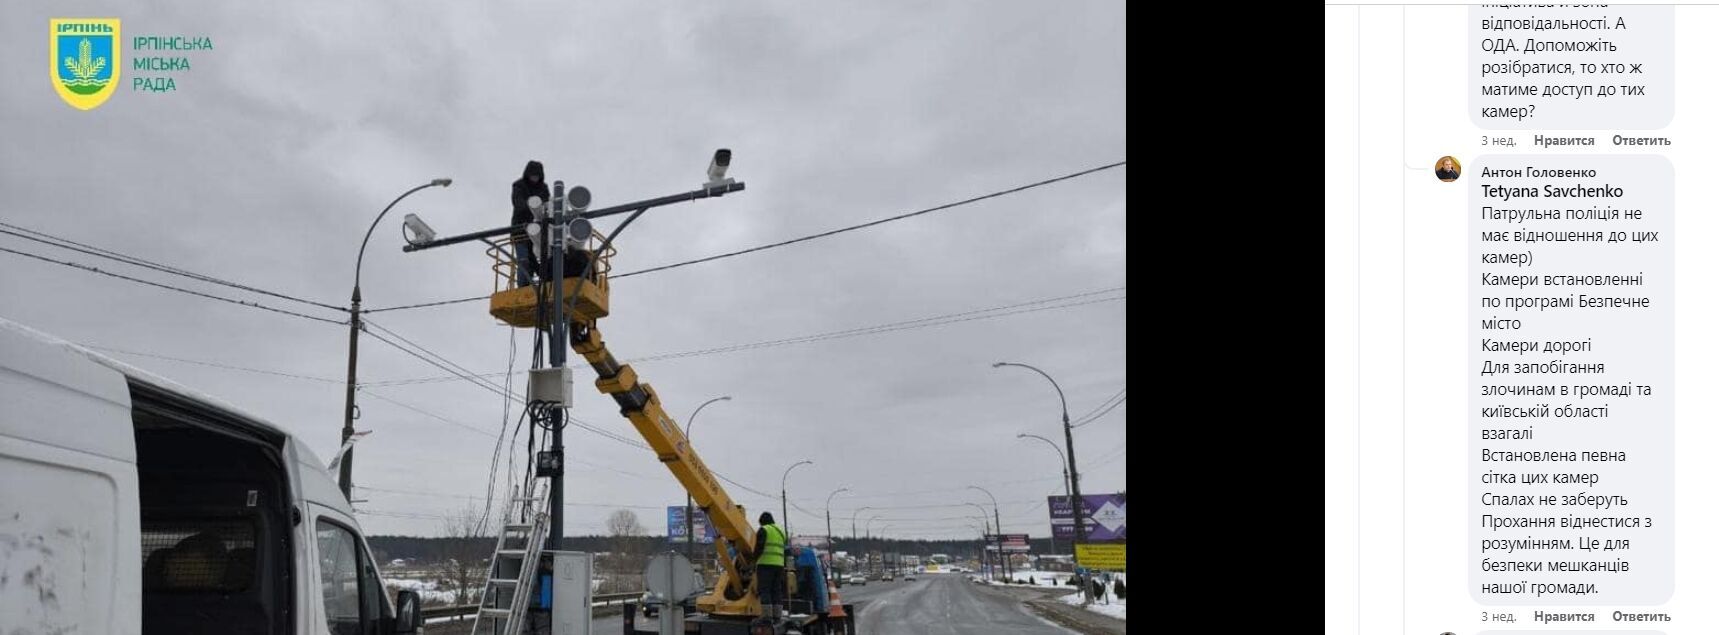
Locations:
1436;156;1461;182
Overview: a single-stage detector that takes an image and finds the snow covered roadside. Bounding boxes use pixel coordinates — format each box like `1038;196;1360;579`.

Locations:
1056;573;1126;620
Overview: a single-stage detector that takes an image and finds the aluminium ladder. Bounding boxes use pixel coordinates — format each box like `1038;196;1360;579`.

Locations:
470;479;551;635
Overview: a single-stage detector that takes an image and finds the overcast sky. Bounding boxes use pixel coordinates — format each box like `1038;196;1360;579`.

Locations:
0;1;1126;540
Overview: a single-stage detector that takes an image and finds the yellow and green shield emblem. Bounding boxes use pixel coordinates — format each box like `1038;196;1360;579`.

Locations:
50;18;121;110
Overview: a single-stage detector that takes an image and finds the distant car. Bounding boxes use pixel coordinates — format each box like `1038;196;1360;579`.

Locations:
848;574;867;586
881;572;895;582
903;572;917;581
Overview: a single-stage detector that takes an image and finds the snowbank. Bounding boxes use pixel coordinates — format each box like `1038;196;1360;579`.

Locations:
1056;573;1126;620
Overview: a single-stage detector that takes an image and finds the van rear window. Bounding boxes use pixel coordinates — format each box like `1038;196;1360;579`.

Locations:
141;519;258;592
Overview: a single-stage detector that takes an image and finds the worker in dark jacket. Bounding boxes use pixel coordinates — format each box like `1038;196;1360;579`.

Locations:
510;160;549;286
751;511;789;623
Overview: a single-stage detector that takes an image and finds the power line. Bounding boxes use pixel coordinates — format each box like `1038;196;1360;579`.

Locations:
361;320;654;454
363;160;1126;313
360;285;1123;387
1071;386;1125;425
355;485;662;510
627;289;1123;364
366;319;523;402
1072;393;1125;428
362;390;497;438
611;161;1127;279
87;345;345;384
0;245;348;325
0;221;344;312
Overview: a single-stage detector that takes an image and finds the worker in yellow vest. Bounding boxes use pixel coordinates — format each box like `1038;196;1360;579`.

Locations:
751;511;789;622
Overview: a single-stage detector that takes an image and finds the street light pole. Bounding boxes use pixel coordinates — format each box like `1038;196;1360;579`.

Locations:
684;396;731;561
863;515;880;575
994;362;1088;602
780;459;812;535
824;486;849;582
969;485;1007;581
1017;433;1070;556
962;504;992;581
339;178;451;501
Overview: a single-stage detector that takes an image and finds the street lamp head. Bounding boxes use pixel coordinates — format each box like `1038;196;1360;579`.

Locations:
717;395;733;402
402;213;437;245
430;178;452;187
992;362;1008;368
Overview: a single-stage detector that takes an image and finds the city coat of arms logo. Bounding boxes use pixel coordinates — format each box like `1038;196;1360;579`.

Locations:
51;18;121;110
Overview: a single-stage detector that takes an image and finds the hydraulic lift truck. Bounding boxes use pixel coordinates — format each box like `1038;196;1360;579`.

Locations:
465;168;857;634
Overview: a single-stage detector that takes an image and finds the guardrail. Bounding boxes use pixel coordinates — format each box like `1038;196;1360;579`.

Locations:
423;591;642;620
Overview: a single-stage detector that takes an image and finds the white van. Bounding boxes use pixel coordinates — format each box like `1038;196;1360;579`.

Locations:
0;318;424;635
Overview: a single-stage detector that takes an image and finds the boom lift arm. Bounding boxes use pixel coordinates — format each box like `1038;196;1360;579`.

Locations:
571;318;764;617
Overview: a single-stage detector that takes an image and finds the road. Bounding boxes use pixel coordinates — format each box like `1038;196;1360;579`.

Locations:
837;574;1075;635
432;574;1078;634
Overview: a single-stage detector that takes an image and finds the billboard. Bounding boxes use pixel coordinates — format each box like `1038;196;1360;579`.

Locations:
666;506;717;544
1047;493;1126;542
1074;543;1126;571
984;534;1032;552
791;534;831;550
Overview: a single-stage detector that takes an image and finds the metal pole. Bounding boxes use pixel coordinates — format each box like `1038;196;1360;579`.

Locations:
996;362;1088;602
781;460;812;535
684;397;730;561
1019;433;1069;556
341;179;449;500
969;486;1006;581
339;294;360;500
548;181;567;550
823;487;847;582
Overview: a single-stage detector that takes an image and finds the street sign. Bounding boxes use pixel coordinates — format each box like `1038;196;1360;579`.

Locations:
1074;543;1126;571
1048;493;1127;542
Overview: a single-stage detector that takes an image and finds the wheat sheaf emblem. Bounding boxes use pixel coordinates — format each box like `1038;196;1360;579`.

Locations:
62;38;108;93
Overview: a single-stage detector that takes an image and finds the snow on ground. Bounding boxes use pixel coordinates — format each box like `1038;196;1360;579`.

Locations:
968;569;1127;620
970;569;1081;589
1056;573;1126;620
384;578;459;605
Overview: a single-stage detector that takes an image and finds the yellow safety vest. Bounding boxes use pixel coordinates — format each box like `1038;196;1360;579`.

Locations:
758;523;787;567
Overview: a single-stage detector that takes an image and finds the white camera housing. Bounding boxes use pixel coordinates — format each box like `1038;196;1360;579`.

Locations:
705;149;733;187
402;213;437;245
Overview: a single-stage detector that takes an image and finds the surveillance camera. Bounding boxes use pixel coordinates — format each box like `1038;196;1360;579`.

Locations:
402;214;437;245
706;148;733;187
527;195;544;214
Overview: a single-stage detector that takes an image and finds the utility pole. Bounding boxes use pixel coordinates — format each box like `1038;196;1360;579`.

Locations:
824;487;849;582
1018;433;1069;556
340;179;451;500
970;485;1007;581
396;149;743;557
995;362;1090;603
781;459;813;536
684;396;731;567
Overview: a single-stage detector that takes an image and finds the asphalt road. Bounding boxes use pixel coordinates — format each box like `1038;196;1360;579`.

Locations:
838;574;1073;635
434;574;1073;634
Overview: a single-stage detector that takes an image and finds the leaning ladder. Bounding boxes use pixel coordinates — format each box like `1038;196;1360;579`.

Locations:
471;480;551;635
